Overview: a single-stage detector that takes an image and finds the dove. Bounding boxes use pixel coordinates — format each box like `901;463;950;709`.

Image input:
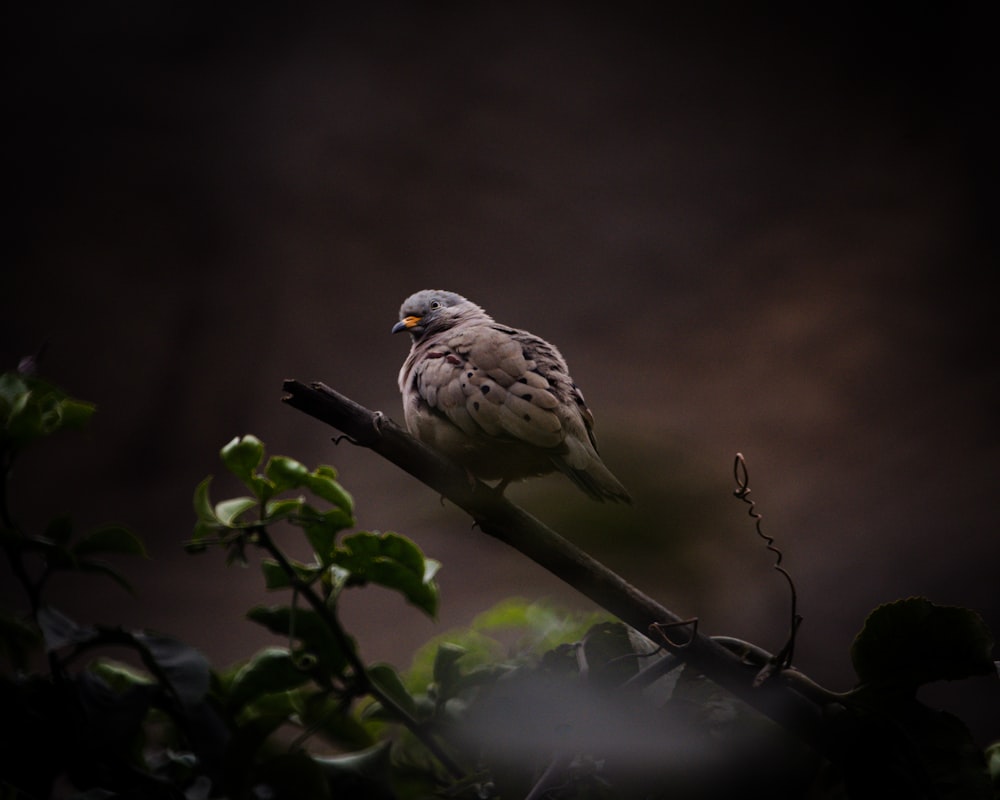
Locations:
392;290;632;503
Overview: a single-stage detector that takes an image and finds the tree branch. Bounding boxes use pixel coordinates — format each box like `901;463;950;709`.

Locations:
281;380;838;753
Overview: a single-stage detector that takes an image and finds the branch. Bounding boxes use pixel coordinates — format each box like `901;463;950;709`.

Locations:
281;380;839;753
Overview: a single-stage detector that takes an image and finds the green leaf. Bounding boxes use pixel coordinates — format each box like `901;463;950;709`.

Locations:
264;496;306;521
89;658;154;691
307;466;354;513
265;455;311;491
221;435;265;484
193;476;219;526
237;687;303;724
851;597;996;692
261;559;293;590
214;496;258;527
378;532;425;575
0;374;95;442
302;516;343;565
333;532;440;617
366;663;419;719
72;525;148;558
227;648;310;711
260;558;322;591
55;397;96;431
432;643;467;698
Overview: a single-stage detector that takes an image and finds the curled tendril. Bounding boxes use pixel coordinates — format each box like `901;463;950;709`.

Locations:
732;453;802;674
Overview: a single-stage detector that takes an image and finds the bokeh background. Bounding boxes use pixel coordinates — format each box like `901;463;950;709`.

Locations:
4;3;998;745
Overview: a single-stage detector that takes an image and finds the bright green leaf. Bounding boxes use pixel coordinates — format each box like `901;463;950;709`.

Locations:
193;476;218;525
379;532;424;574
368;560;439;618
0;374;95;442
333;532;439;617
89;658;154;691
55;398;96;430
264;496;306;521
214;496;258;527
306;468;354;513
265;455;310;491
220;435;265;484
250;475;276;505
432;643;467;695
72;525;148;558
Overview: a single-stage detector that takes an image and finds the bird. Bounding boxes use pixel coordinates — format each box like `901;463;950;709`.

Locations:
392;289;632;503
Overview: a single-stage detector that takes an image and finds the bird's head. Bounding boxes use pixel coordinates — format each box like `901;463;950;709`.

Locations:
391;290;487;340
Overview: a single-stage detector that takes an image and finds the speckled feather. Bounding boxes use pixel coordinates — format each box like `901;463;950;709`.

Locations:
393;290;632;503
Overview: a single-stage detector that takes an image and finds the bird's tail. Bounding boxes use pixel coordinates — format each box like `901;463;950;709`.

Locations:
552;456;633;504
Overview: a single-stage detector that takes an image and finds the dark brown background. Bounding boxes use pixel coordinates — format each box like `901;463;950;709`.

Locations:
4;3;998;745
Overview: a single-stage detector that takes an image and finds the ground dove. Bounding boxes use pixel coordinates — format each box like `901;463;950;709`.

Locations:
392;290;632;503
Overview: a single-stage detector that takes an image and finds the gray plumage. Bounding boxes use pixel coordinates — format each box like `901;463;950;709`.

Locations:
392;290;632;503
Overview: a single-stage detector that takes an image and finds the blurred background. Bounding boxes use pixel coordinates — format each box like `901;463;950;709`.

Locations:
4;3;998;745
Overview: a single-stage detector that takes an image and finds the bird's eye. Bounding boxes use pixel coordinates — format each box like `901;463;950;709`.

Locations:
430;301;442;310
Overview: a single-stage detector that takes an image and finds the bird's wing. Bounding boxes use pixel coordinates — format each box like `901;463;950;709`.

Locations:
411;323;566;448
